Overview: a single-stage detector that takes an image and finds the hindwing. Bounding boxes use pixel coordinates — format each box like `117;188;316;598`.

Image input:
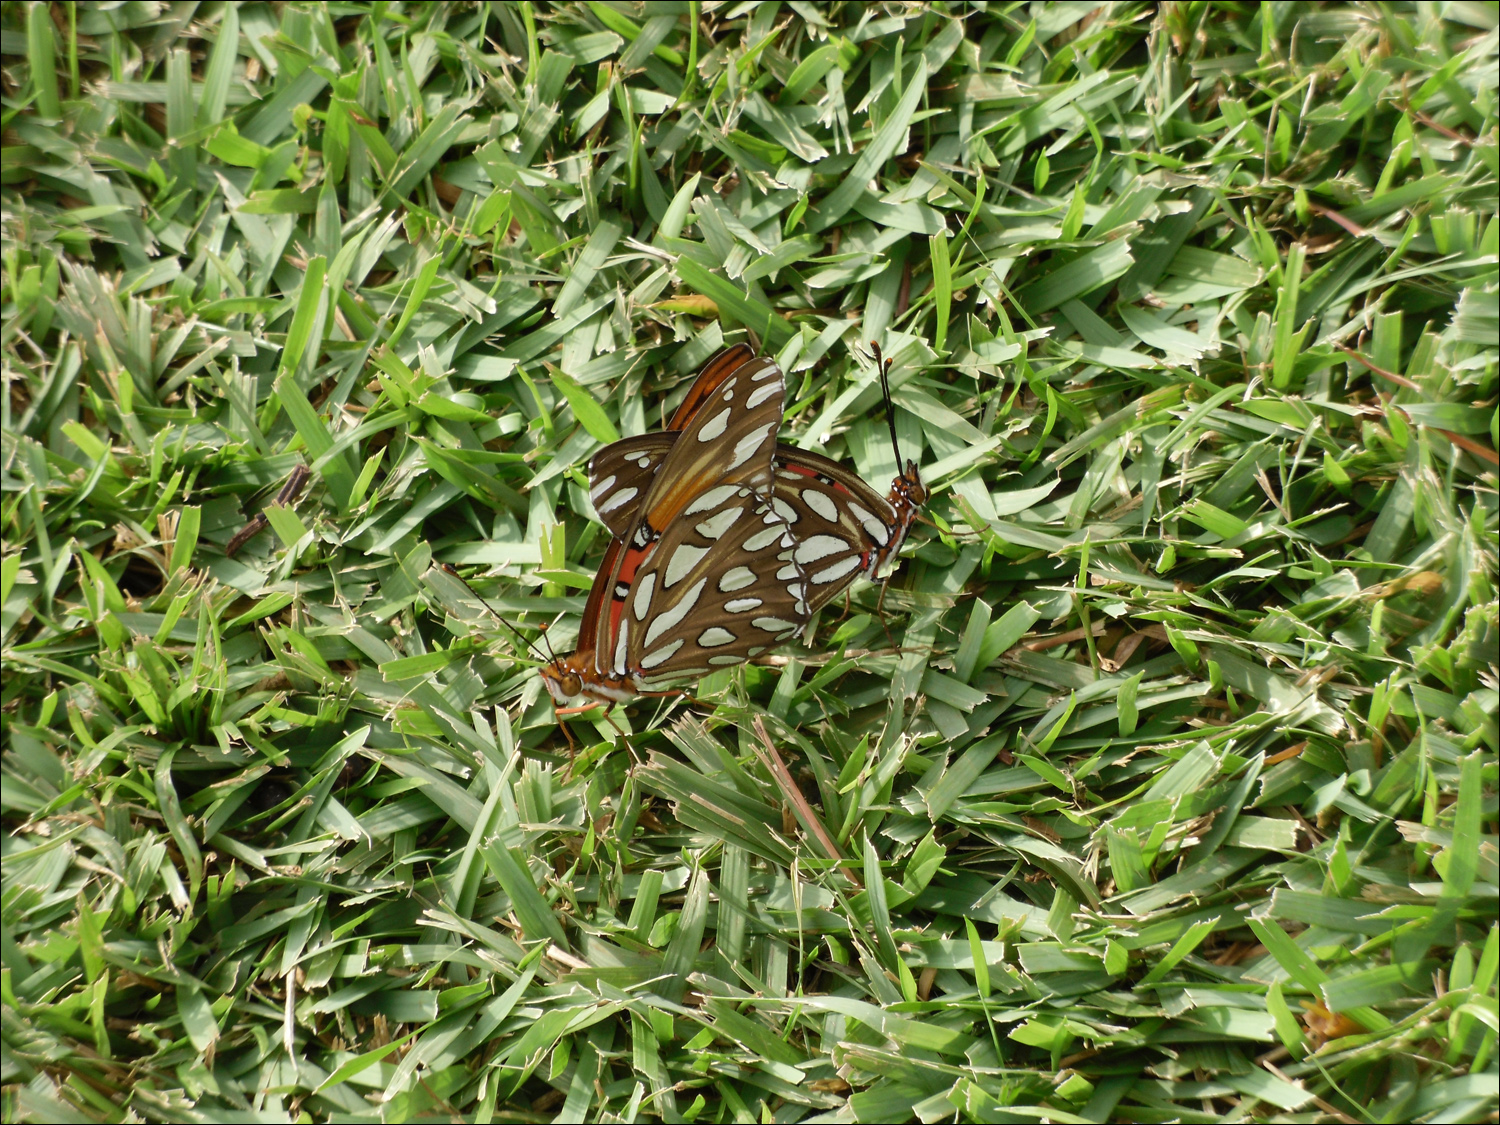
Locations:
588;435;672;539
620;486;812;686
589;434;910;616
768;449;901;612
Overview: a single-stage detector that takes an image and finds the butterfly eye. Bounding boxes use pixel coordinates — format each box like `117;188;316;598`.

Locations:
561;672;582;698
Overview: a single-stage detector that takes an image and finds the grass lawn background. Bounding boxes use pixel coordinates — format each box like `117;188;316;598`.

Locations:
2;1;1497;1121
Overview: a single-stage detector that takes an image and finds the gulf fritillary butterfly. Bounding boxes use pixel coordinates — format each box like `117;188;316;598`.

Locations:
539;344;926;710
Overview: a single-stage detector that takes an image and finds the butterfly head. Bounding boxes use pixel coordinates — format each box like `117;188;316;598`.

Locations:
894;459;928;510
541;655;636;707
540;656;586;704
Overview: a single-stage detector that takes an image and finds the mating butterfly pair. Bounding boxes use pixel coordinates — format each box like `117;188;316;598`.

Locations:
539;344;926;710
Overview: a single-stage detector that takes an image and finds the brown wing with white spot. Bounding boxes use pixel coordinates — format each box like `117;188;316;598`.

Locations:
624;352;785;549
664;343;759;430
591;437;914;618
769;448;905;613
620;486;812;688
588;434;674;538
590;347;783;540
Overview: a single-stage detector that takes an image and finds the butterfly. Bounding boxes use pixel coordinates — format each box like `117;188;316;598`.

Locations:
540;343;926;711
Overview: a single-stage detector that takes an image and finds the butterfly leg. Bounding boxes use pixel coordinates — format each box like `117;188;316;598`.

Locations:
555;699;619;756
603;703;630;742
556;701;633;761
552;708;581;755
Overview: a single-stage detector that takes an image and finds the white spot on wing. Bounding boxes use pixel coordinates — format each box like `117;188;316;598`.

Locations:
742;525;784;552
694;505;744;540
719;566;756;592
632;572;656;621
848;502;889;546
794;535;849;563
598;486;638;513
591;474;616;501
752;616;797;633
709;654;742;665
804;490;840;521
728;426;772;469
664;544;709;587
812;555;862;584
724;597;762;613
639;639;684;669
697;627;736;647
613;618;629;674
697;407;731;441
643;577;706;647
746;381;781;408
751;362;780;381
685;484;742;515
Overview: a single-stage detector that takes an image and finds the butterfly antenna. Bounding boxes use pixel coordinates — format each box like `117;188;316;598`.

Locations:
538;616;561;663
871;341;902;466
437;563;550;664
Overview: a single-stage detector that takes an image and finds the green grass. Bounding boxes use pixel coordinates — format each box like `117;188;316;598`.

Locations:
2;2;1497;1121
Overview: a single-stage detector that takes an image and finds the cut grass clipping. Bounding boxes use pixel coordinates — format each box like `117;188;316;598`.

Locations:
2;3;1498;1123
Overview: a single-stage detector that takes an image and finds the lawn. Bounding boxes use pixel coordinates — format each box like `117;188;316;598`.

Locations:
2;2;1497;1122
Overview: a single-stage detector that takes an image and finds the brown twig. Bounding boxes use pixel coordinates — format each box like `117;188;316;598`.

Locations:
1308;203;1371;239
1339;346;1499;465
751;717;862;888
226;464;312;557
1261;1060;1360;1125
1337;345;1421;392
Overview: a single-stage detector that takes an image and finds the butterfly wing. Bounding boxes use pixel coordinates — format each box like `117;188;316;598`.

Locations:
764;449;896;613
590;437;917;617
574;535;622;667
626;352;785;546
588;345;773;537
620;486;812;687
587;351;785;679
665;343;757;430
555;345;925;702
588;434;674;538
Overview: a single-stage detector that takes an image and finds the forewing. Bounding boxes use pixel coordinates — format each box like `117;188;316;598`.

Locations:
584;351;783;680
665;343;757;430
588;434;674;538
621;487;811;687
629;355;785;543
575;535;623;671
589;347;771;537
